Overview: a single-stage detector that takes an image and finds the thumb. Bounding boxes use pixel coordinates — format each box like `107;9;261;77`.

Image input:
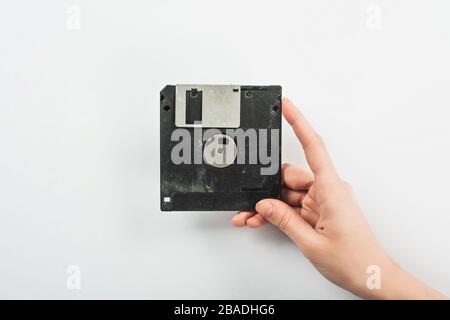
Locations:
256;199;321;250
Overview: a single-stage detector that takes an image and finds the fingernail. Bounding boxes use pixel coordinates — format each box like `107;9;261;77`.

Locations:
256;200;272;216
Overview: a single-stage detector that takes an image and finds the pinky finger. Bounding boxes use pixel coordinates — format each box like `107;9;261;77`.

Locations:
246;213;267;228
232;211;255;227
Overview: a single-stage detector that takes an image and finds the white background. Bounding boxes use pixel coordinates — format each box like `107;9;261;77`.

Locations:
0;0;449;299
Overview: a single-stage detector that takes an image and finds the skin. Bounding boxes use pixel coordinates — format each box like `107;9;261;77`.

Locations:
232;98;447;300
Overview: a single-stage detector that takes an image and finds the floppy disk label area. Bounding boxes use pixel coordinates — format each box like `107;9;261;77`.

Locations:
175;85;241;128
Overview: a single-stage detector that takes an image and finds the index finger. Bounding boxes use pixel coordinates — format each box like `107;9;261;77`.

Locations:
282;98;336;177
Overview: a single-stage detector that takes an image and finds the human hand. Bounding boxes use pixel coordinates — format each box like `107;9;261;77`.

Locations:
232;98;446;299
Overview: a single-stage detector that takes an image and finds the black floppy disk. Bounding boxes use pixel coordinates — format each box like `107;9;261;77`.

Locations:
160;85;282;211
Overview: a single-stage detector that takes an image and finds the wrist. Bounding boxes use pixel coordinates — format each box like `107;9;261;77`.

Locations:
354;255;446;300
